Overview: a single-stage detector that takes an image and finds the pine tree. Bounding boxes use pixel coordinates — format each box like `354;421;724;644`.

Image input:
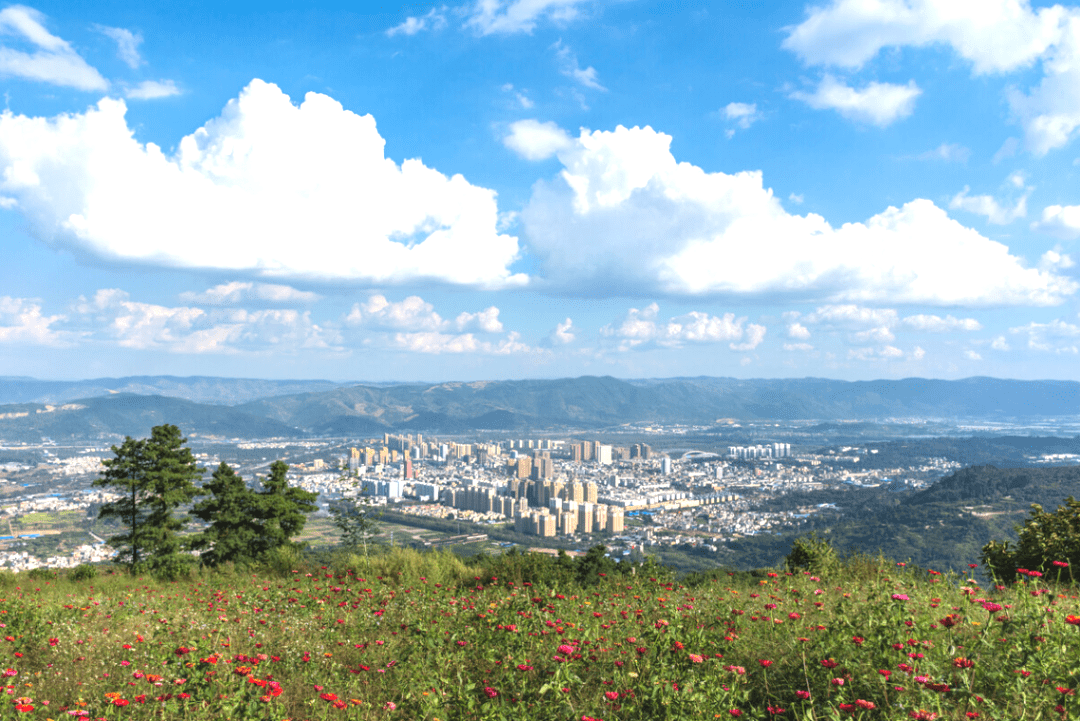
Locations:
190;462;262;567
254;461;318;555
93;424;204;574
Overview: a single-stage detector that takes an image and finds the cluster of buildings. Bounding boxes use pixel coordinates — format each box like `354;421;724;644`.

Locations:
728;443;792;460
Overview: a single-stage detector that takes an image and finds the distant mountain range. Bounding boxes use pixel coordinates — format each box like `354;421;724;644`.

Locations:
0;375;1077;440
0;376;345;406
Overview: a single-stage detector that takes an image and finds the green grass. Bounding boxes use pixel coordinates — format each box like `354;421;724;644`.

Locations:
0;548;1078;720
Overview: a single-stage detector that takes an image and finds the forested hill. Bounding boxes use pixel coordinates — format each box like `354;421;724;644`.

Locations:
907;464;1080;508
723;464;1080;574
238;375;1080;432
1;375;1079;438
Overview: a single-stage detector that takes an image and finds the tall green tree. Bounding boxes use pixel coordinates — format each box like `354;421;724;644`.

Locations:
254;461;318;554
190;462;262;567
93;424;204;574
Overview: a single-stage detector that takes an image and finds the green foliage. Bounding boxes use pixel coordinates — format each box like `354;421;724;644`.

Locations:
259;543;304;576
93;424;204;573
254;460;318;554
784;532;839;574
5;544;1080;720
26;567;55;581
67;563;97;582
982;496;1080;582
190;462;264;567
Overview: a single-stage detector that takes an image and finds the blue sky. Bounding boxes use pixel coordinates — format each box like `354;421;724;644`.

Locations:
2;0;1080;382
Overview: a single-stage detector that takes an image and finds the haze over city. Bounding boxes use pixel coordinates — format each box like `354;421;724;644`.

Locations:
1;0;1080;382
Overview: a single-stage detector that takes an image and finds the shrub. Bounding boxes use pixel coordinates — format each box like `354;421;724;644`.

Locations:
68;563;98;582
784;533;839;574
26;567;55;581
982;496;1080;582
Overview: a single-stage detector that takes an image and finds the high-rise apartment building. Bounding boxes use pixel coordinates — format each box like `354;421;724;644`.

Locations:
607;506;624;533
596;444;613;465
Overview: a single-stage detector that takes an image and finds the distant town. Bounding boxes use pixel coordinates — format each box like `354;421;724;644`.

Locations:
0;426;979;572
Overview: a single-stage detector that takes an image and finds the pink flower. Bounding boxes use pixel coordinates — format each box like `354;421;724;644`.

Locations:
796;690;811;700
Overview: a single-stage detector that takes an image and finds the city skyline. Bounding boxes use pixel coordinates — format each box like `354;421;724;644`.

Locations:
2;1;1080;382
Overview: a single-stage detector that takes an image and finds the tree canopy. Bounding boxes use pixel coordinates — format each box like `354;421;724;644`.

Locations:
93;424;204;574
190;462;264;567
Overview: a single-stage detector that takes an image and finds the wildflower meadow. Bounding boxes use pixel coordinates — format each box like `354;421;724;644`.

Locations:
1;548;1078;721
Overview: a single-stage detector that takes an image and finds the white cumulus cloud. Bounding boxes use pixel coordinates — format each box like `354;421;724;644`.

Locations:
345;295;448;332
75;288;337;353
520;124;1075;305
503;119;573;160
1010;317;1080;353
787;322;811;339
783;0;1080;154
0;79;525;289
179;282;320;306
548;317;575;345
601;303;766;351
790;75;921;127
1034;204;1080;238
900;314;982;332
950;175;1031;224
0;5;108;90
455;306;504;333
0;295;69;346
723;102;760;128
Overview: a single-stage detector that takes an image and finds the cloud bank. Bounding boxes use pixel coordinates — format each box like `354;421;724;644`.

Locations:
0;79;525;289
517;123;1074;305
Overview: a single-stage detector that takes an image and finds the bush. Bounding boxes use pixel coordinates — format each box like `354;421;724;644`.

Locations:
260;544;305;576
982;496;1080;583
784;533;839;574
26;567;55;581
147;555;194;582
68;563;98;582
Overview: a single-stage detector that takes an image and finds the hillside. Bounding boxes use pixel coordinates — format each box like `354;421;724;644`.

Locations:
0;394;300;441
4;546;1078;720
0;375;1079;438
724;464;1080;573
0;375;345;406
239;375;1080;433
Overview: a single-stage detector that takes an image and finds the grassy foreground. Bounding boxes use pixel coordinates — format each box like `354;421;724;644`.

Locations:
1;549;1078;721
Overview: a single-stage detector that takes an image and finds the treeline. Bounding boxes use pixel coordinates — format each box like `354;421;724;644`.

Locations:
850;436;1080;469
94;424;318;578
908;464;1080;506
